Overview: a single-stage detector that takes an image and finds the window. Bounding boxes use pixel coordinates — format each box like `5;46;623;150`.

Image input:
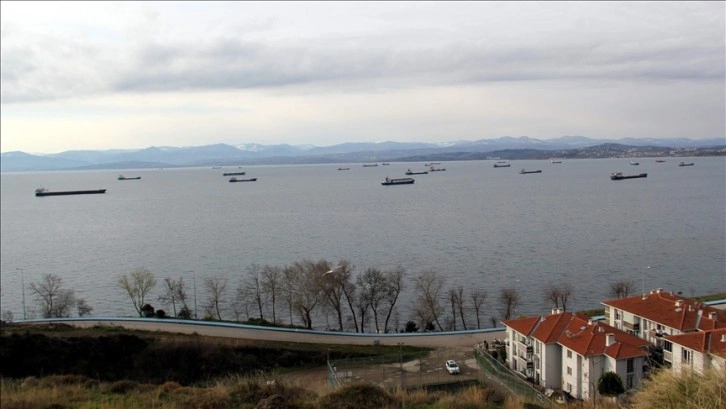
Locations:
567;366;572;375
567;350;572;359
566;383;572;392
627;358;634;373
682;349;692;364
664;341;672;352
627;374;634;389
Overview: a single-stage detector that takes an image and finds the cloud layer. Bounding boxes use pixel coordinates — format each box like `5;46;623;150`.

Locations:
1;1;724;152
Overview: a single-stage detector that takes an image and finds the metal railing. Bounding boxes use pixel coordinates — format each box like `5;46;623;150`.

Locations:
474;346;557;408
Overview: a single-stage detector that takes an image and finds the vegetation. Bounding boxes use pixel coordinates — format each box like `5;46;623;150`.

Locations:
597;371;625;396
2;325;724;409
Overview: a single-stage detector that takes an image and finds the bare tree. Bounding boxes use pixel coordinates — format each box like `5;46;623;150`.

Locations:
448;288;458;331
544;285;562;311
238;264;267;320
30;274;76;318
558;283;573;312
321;259;354;331
286;259;324;329
414;271;446;331
77;298;93;317
381;267;405;333
336;260;361;332
282;265;297;325
357;267;389;333
204;276;228;320
118;268;157;317
499;287;520;321
609;279;636;299
471;289;487;329
158;277;187;317
261;264;282;324
454;285;468;330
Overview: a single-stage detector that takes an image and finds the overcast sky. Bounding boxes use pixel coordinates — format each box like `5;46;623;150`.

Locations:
1;1;724;154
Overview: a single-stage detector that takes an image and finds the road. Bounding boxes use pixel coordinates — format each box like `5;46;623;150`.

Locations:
23;318;505;348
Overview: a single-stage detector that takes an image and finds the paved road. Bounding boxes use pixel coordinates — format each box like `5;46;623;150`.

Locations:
24;318;505;348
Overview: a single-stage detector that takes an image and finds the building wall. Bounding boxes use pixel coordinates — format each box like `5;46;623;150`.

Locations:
561;347;581;398
542;342;562;389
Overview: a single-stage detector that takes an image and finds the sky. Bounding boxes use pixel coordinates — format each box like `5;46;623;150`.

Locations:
1;1;724;154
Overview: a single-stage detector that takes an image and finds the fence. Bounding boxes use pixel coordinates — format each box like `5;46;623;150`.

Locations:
474;346;557;408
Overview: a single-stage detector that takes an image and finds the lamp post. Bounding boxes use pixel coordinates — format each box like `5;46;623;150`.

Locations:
189;270;197;319
16;268;26;320
642;266;651;296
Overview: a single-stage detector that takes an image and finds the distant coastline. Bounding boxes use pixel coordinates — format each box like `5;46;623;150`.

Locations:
1;138;724;173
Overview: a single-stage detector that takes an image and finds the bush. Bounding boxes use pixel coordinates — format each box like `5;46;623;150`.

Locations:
404;321;418;333
598;371;625;396
318;383;397;409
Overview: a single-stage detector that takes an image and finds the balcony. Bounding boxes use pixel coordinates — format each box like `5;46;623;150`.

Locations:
664;350;672;363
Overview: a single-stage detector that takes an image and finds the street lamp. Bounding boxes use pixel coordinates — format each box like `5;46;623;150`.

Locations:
324;264;343;276
16;268;25;320
189;270;197;319
642;266;651;296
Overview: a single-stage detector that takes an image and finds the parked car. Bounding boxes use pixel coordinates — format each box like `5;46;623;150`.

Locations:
445;360;460;374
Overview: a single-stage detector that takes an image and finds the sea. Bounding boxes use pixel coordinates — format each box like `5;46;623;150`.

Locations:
1;158;725;329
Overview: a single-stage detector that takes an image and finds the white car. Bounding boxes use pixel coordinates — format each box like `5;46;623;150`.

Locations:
445;360;460;374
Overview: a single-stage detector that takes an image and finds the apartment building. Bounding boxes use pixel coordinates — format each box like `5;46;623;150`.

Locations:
601;288;726;373
503;311;650;400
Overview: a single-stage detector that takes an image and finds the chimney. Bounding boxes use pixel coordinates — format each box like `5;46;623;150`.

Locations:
606;333;616;347
721;334;726;343
688;304;694;312
675;300;683;307
708;312;716;320
656;288;663;293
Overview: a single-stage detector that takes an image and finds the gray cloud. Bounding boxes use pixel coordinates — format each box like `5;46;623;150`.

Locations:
2;2;723;103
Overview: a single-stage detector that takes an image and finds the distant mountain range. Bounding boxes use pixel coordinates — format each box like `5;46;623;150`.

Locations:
1;136;724;172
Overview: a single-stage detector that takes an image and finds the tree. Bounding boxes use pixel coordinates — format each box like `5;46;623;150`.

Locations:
381;267;405;333
454;285;468;330
141;303;156;317
261;264;282;324
413;271;446;331
357;267;388;333
30;273;76;318
471;290;487;329
404;320;418;333
610;279;636;299
157;277;187;317
118;268;157;317
284;259;323;329
238;264;267;320
204;276;228;320
76;298;93;317
321;259;354;331
498;287;520;321
448;287;458;331
598;371;625;396
544;283;573;312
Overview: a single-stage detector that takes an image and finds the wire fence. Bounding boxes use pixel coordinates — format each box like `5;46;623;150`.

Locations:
474;346;557;408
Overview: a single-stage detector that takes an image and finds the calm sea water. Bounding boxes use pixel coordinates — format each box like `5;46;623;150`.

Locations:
1;158;725;327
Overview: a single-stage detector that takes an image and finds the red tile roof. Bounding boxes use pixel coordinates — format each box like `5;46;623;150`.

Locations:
556;316;650;359
666;328;726;359
502;316;540;336
503;312;650;359
602;289;726;332
532;312;580;344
